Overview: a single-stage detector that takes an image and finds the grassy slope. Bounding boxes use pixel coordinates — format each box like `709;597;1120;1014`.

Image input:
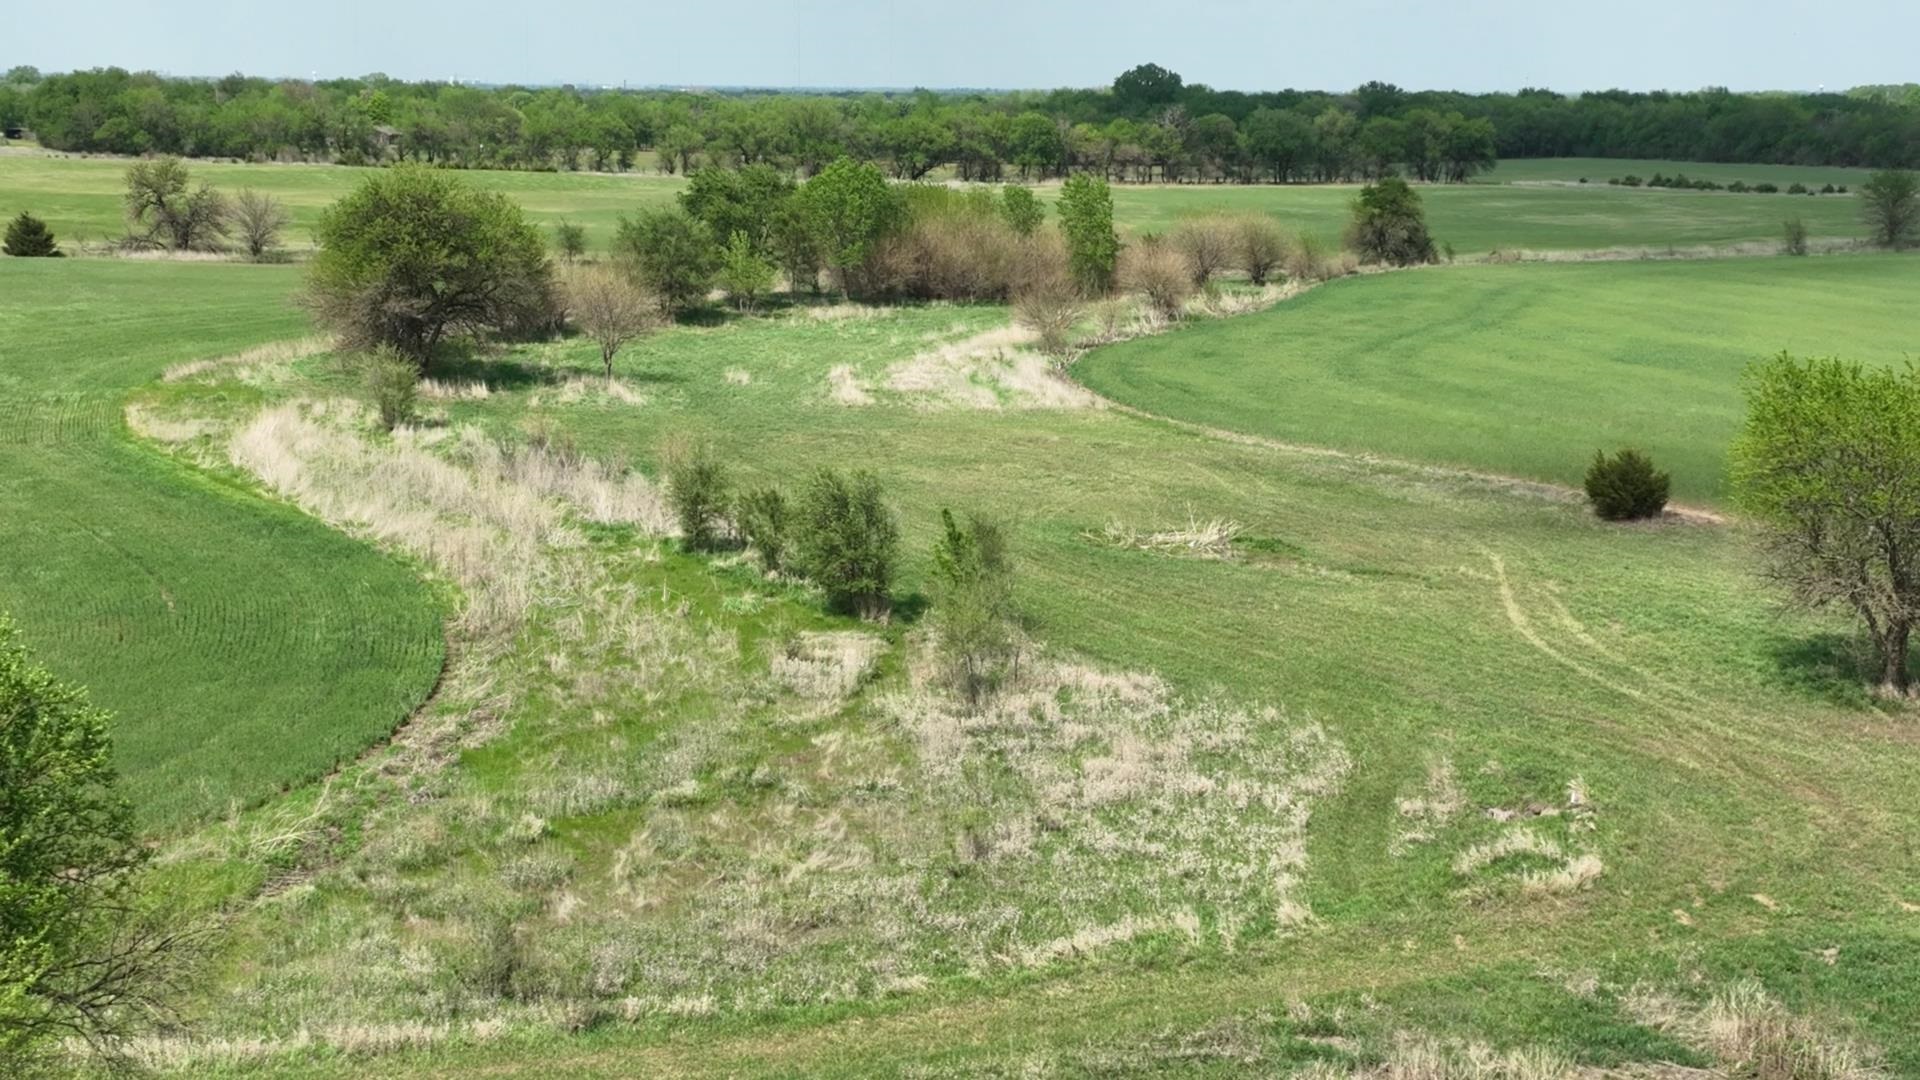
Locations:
0;259;443;829
156;297;1920;1076
0;151;1873;257
1076;254;1920;504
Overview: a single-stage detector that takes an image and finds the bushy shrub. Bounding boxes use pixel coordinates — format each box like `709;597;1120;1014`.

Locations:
1786;182;1808;195
931;508;1019;706
1168;214;1237;286
736;486;789;573
361;346;420;431
552;221;587;262
1753;182;1779;194
1620;175;1643;187
663;438;732;551
1000;184;1044;236
867;188;1072;303
1728;180;1750;193
1234;214;1290;285
3;211;60;256
717;229;776;312
1782;216;1809;256
611;206;719;313
1013;284;1084;357
1059;173;1118;295
1584;448;1671;521
1119;236;1196;319
794;468;898;620
1346;176;1436;266
1819;183;1836;195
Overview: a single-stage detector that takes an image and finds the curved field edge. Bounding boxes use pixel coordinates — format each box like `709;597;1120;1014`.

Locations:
0;258;447;830
1072;252;1920;504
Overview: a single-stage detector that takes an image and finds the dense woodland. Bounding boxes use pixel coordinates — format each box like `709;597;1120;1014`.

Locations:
6;63;1920;181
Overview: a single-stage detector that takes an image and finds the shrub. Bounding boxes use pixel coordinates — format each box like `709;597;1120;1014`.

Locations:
1583;448;1670;521
552;221;587;263
1620;175;1642;187
796;157;906;296
1346;176;1436;266
931;509;1019;705
1058;173;1118;294
869;195;1021;301
231;189;289;261
562;264;660;382
1782;216;1809;256
736;486;790;573
1168;214;1237;286
663;438;731;552
1753;182;1779;194
1119;236;1196;319
1578;176;1588;184
1013;284;1084;358
1820;183;1836;195
3;211;60;257
611;207;719;313
1000;184;1044;236
361;346;421;431
1728;180;1750;193
794;468;899;620
1787;182;1807;195
717;229;776;312
1233;213;1290;285
1860;168;1919;249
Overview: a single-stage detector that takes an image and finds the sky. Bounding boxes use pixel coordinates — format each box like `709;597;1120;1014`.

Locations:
9;1;1918;94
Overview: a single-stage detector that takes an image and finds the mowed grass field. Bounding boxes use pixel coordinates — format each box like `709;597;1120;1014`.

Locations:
1077;254;1920;503
0;150;1878;256
0;259;444;829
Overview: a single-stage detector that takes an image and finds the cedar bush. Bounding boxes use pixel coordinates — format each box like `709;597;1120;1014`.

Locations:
664;438;732;551
3;211;61;257
736;486;790;573
1583;448;1670;521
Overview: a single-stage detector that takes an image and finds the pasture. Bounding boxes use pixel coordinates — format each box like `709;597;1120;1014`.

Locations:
0;150;1880;257
1077;254;1920;502
5;158;1919;1076
0;258;444;829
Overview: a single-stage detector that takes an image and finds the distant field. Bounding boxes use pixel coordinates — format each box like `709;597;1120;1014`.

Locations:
0;151;1877;260
1485;156;1879;188
1076;253;1920;503
0;258;443;829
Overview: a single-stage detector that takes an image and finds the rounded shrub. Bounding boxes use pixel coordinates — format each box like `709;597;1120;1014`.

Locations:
1583;448;1671;521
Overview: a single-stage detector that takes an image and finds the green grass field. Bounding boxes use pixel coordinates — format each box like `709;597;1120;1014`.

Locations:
0;150;1879;257
7;160;1920;1076
1484;156;1879;188
1076;254;1920;504
0;258;444;829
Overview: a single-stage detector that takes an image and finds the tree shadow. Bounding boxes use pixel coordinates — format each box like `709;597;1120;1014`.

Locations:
1767;632;1890;708
428;350;558;392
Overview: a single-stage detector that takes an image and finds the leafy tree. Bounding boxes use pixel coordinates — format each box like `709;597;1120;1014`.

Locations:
611;206;719;314
678;163;795;255
0;617;190;1059
999;185;1044;236
1782;216;1809;256
2;212;60;257
716;230;776;313
123;157;228;251
230;189;289;261
1007;111;1064;179
305;166;552;367
563;264;660;382
1112;63;1183;114
1583;449;1670;521
1240;107;1314;182
664;439;732;552
795;468;899;620
1859;168;1919;249
794;157;902;295
930;509;1019;705
1731;354;1920;695
1346;176;1436;266
552;220;587;263
1058;173;1118;295
769;200;825;295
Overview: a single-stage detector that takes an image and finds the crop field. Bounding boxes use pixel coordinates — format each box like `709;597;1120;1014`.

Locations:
1077;254;1920;503
7;159;1920;1078
0;258;444;829
0;150;1879;257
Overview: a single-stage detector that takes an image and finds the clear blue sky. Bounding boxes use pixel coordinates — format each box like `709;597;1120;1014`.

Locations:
11;1;1916;93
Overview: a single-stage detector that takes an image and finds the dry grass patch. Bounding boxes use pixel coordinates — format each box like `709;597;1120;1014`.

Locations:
161;336;329;382
1095;513;1245;559
882;323;1099;410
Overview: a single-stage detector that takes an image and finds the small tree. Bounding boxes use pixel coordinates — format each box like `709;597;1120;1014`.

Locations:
1235;214;1289;285
1058;173;1118;294
1169;215;1236;287
795;468;899;620
793;157;904;296
305;167;553;368
664;438;731;552
1583;448;1670;521
0;617;191;1060
717;229;776;313
362;346;420;431
1782;216;1809;256
611;206;719;314
1120;237;1196;319
1859;168;1919;249
1346;176;1436;266
770;200;825;295
3;211;60;257
230;189;290;261
564;265;660;383
1000;185;1044;236
1732;354;1920;696
124;157;228;251
552;220;588;263
736;486;790;573
930;509;1019;705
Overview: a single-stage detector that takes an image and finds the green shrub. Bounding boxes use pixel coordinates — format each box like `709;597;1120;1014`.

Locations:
717;229;776;312
1584;448;1671;521
931;509;1020;705
1787;182;1808;195
1753;182;1779;194
1783;216;1809;256
1345;176;1436;266
3;210;61;257
736;486;790;573
611;206;719;314
361;346;420;431
664;438;731;552
1000;184;1044;236
552;220;587;262
794;468;898;620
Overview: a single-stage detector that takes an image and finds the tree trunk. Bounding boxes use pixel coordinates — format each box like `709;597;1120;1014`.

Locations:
1878;620;1913;697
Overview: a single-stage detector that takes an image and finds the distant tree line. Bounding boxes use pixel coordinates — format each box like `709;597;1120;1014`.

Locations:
1;62;1900;182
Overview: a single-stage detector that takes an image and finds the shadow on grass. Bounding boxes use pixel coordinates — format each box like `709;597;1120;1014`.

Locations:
1768;631;1904;709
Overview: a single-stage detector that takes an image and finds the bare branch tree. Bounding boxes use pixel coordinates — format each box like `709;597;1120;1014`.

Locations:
230;188;290;261
562;265;662;384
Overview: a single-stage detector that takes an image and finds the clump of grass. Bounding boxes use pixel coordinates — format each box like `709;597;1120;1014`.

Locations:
1097;513;1245;559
